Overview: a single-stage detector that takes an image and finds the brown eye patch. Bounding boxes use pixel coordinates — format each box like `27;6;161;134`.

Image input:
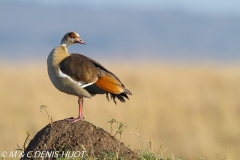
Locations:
68;32;78;38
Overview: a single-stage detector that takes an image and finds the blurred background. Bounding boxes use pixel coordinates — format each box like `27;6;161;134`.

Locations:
1;0;240;63
1;0;240;159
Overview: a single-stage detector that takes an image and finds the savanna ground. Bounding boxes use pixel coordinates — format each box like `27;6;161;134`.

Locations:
1;62;240;159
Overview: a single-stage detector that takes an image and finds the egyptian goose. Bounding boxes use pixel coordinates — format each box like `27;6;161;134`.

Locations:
47;32;132;123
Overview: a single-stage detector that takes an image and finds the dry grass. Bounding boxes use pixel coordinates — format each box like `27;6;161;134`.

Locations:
1;62;240;159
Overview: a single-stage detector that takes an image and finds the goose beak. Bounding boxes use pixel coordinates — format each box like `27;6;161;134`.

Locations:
75;38;86;45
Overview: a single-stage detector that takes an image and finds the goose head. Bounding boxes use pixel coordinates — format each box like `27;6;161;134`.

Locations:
60;32;86;47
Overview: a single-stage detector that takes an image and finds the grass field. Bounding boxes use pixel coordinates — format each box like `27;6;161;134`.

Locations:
1;62;240;159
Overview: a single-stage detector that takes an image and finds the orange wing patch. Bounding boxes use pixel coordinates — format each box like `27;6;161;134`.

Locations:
95;74;124;94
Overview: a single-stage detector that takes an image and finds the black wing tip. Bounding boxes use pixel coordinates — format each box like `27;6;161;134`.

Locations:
106;92;131;104
124;89;132;95
106;93;110;101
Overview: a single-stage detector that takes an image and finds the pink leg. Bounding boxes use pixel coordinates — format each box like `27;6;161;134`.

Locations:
78;97;83;119
66;97;84;123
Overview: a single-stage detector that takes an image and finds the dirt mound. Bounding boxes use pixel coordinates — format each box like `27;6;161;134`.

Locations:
22;120;138;160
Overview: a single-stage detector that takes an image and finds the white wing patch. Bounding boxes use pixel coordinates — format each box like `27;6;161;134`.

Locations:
77;82;95;88
59;70;69;78
59;70;96;88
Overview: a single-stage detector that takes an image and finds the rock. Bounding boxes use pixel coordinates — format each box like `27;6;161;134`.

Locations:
21;120;138;160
